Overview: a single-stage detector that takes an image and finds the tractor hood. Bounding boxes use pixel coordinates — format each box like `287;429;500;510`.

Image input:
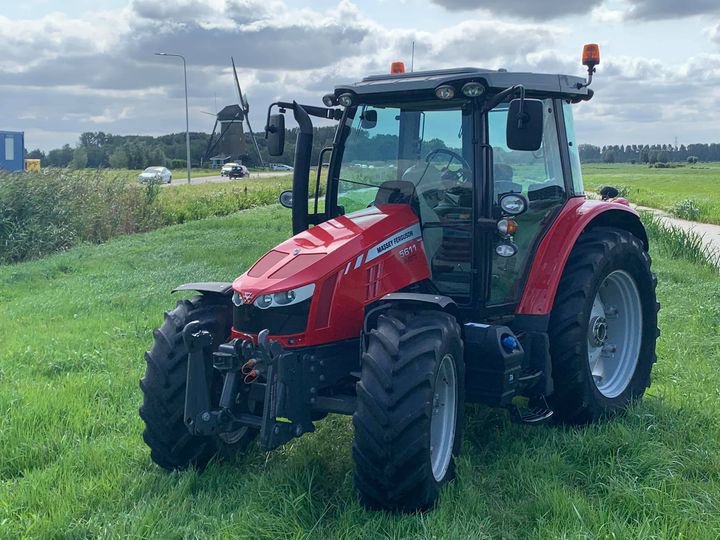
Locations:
232;204;420;300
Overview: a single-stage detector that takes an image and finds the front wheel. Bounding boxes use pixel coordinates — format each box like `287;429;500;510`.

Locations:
548;227;659;423
353;308;464;512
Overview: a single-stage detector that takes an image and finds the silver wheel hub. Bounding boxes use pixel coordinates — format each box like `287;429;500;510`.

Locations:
587;270;643;398
589;316;608;346
430;353;457;482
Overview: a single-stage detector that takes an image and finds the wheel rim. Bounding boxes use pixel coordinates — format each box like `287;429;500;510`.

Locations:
587;269;643;398
430;353;457;481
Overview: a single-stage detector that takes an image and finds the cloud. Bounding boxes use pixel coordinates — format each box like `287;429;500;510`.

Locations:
428;0;603;20
710;22;720;46
623;0;720;20
1;0;718;150
569;53;720;146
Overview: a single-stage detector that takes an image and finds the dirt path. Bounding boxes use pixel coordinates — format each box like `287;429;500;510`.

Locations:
638;205;720;263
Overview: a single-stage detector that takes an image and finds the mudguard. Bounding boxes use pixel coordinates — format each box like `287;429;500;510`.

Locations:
172;282;233;296
516;198;647;316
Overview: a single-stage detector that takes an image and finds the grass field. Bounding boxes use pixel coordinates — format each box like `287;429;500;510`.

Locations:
157;175;291;223
1;204;719;538
583;163;720;224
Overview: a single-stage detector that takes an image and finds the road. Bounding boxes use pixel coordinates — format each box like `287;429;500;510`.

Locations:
162;170;291;187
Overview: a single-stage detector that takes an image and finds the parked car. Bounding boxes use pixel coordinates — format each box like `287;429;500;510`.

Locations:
220;162;239;177
270;163;294;171
138;166;172;184
227;164;249;179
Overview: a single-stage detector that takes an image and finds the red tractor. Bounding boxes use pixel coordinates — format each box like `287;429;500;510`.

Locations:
140;45;659;512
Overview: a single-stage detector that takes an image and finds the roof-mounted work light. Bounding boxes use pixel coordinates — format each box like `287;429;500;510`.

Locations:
435;85;455;100
338;93;355;107
390;61;405;74
461;81;485;97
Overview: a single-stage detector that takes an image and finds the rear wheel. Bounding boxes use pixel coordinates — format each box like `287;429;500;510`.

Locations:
139;295;258;470
548;227;659;423
353;308;464;512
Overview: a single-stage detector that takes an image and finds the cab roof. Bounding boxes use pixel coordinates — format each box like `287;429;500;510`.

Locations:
334;67;590;101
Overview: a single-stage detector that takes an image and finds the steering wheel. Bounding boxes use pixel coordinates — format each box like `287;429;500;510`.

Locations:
424;148;471;183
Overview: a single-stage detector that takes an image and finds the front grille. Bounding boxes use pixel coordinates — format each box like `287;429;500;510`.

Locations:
233;299;311;336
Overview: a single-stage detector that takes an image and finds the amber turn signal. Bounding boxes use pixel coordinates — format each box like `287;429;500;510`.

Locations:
497;218;518;236
390;61;405;74
582;43;600;69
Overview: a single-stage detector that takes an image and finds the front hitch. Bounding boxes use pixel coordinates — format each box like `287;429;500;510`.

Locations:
182;323;315;449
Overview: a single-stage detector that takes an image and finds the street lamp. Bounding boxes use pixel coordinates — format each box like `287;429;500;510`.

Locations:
155;52;191;184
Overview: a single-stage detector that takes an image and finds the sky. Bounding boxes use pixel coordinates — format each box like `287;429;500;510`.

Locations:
2;0;720;151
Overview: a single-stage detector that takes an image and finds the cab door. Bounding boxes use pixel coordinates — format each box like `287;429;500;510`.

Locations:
486;99;568;306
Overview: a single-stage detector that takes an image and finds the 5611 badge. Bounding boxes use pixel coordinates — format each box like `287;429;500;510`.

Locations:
365;223;422;263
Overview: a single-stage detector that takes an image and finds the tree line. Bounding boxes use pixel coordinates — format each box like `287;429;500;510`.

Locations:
25;127;339;170
26;129;720;170
578;143;720;164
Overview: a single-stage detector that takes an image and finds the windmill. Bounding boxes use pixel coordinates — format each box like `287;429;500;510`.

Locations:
203;57;265;167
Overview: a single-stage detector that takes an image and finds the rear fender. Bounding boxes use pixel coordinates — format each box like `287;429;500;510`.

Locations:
516;198;647;316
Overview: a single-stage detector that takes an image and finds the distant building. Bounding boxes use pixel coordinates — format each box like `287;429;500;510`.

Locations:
0;131;24;172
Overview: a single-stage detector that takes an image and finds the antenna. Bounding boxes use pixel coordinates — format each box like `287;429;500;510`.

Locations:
231;57;264;167
411;41;415;73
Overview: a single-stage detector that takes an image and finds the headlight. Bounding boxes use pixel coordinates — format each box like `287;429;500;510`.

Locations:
253;283;315;310
499;193;529;216
232;291;243;306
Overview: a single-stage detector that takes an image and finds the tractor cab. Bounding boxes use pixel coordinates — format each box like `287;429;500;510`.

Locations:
266;64;591;313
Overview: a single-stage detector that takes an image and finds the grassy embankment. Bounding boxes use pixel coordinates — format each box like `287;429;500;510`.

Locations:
0;169;292;264
583;162;720;224
1;204;719;538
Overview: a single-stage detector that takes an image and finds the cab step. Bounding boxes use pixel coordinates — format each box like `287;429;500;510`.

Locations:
512;396;554;425
516;406;554;425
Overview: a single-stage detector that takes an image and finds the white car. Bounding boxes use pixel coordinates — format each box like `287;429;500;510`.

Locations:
138;166;172;184
270;163;294;171
221;162;239;177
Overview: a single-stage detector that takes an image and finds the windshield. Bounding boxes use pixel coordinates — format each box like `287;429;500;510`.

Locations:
145;167;163;172
338;104;472;214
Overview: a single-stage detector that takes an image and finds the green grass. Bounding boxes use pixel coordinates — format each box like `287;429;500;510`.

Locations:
157;175;291;224
1;204;720;538
583;163;720;224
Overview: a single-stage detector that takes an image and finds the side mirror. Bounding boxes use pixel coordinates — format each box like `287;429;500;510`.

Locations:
279;190;293;208
360;109;377;129
266;114;285;156
506;98;543;151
